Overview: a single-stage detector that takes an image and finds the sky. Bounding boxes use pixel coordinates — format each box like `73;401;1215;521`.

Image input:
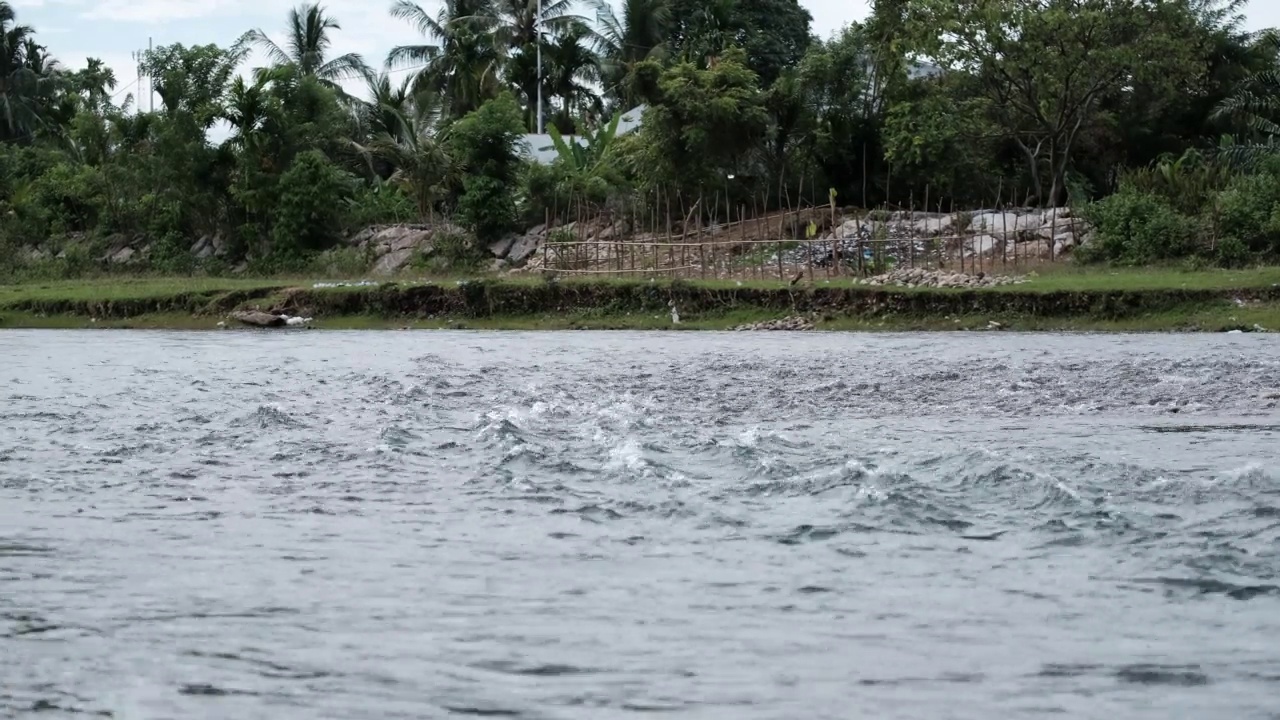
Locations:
12;0;1280;110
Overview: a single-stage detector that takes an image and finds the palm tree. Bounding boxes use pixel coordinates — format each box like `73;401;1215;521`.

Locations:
493;0;581;48
387;0;504;119
358;71;416;144
223;75;274;153
588;0;669;107
1214;29;1280;165
492;0;582;127
353;89;459;218
1;2;50;141
70;57;117;112
544;23;601;133
239;3;368;91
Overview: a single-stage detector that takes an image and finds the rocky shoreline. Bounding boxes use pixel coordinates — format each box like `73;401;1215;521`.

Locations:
13;206;1091;278
856;268;1027;288
733;316;816;331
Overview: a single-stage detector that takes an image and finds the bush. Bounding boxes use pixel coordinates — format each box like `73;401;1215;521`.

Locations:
1214;170;1280;255
304;245;377;277
416;227;486;273
448;94;526;240
17;162;106;237
270;150;357;264
455;174;517;241
149;231;195;275
344;182;417;231
1079;188;1200;264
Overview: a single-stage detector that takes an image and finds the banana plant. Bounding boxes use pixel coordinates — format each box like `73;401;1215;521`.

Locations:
546;109;619;175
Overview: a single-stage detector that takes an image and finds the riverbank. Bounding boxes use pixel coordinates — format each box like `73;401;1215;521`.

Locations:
2;268;1279;332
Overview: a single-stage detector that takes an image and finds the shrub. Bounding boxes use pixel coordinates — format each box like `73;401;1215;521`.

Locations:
270;150;357;262
1078;188;1199;264
344;182;417;232
448;94;526;240
418;227;486;273
1214;170;1280;255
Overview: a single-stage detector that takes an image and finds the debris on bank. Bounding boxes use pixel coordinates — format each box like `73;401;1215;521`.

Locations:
733;316;815;331
312;280;381;289
857;268;1026;288
229;310;312;328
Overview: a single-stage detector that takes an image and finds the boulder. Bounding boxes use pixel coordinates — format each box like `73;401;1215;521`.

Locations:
390;228;428;252
347;224;438;253
192;236;215;259
346;226;379;247
489;233;518;258
968;212;1024;235
836;219;862;239
968;234;999;256
231;311;285;328
507;233;542;265
372;248;415;275
110;247;136;264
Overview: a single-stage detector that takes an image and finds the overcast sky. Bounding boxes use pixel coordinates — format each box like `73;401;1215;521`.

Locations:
14;0;1280;108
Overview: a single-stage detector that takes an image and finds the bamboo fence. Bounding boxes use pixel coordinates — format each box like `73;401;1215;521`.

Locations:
531;186;1085;281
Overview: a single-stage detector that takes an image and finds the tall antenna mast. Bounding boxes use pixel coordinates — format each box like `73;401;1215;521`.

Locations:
536;0;543;134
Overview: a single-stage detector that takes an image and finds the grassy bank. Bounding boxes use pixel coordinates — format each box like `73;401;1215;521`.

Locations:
1;267;1278;332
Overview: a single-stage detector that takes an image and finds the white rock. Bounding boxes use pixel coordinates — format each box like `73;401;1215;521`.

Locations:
372;248;415;275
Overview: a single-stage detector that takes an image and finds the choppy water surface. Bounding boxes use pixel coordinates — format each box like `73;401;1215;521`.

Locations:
2;330;1279;719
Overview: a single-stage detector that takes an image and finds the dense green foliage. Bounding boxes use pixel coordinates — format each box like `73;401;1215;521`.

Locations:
2;0;1280;278
1081;151;1280;266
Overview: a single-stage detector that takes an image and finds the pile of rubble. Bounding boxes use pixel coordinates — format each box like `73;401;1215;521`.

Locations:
732;316;815;331
856;268;1026;288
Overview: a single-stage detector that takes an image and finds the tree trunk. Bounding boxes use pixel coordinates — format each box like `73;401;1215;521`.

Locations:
1015;138;1044;206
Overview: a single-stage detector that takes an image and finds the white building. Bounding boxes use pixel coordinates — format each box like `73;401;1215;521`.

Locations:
518;104;646;164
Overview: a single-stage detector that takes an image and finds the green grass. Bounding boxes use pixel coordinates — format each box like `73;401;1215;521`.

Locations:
0;276;290;304
2;266;1280;333
1006;264;1280;292
4;264;1276;303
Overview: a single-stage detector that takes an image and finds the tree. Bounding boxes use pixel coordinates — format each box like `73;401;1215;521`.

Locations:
239;3;368;92
354;88;459;217
726;0;812;88
909;0;1200;206
589;0;670;107
1;2;60;143
544;23;601;132
664;0;812;86
388;0;504;120
448;92;526;237
1215;28;1280;164
67;58;117;113
631;47;769;196
665;0;737;66
141;43;244;129
785;23;899;204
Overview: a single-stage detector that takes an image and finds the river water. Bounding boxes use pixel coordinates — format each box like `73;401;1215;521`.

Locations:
2;330;1279;719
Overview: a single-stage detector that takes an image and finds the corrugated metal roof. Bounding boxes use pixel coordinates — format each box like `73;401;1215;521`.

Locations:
519;104;646;164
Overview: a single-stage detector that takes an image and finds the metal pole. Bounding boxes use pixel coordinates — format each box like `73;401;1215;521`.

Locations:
132;49;141;115
148;37;154;113
536;0;543;134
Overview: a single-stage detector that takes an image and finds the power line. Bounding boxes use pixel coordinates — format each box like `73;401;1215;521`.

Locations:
111;76;140;99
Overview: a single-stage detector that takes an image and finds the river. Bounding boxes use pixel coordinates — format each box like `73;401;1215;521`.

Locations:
2;330;1278;719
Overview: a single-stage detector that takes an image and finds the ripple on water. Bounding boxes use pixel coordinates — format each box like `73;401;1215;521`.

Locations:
0;330;1278;719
